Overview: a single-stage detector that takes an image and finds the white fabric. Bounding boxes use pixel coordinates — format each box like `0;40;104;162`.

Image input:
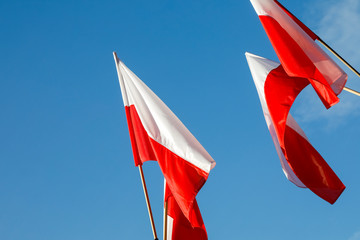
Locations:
166;215;174;240
249;0;347;94
114;57;216;173
245;52;306;188
163;179;172;240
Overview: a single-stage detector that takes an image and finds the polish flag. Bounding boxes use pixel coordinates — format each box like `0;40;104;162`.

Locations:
114;55;216;224
250;0;347;109
246;52;345;204
164;182;207;240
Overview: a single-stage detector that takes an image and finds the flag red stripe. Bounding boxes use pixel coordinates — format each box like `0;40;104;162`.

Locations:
125;106;156;166
259;15;339;109
165;184;207;240
152;137;208;221
125;105;208;222
284;126;346;204
264;65;345;204
273;0;318;40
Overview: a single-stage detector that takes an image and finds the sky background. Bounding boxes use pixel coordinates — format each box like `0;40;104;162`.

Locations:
1;0;360;239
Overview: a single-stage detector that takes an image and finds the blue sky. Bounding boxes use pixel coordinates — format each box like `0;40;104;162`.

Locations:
1;0;360;239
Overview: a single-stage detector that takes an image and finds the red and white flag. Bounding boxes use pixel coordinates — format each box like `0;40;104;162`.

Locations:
114;56;216;224
164;182;207;240
250;0;347;109
246;52;345;204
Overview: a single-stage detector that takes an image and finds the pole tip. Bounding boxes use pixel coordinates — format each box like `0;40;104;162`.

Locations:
113;51;121;63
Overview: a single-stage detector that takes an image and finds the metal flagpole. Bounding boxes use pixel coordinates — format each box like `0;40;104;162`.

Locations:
138;165;159;240
113;52;158;240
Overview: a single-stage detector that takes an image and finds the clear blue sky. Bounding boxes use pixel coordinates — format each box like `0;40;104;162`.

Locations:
1;0;360;239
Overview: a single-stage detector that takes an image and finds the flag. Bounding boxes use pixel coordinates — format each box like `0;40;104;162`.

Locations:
250;0;347;109
114;56;216;225
246;52;345;204
164;182;207;240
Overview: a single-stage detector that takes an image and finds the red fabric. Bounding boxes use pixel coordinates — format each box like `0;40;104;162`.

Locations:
165;184;207;240
274;0;318;40
124;105;208;225
259;15;339;109
265;65;345;204
125;106;156;166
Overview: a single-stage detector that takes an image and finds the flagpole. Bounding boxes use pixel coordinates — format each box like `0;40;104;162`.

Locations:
163;200;168;240
138;165;159;240
343;86;360;97
317;38;360;79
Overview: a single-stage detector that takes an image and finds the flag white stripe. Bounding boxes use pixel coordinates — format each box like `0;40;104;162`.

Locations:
245;52;305;188
166;216;174;240
114;56;130;107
